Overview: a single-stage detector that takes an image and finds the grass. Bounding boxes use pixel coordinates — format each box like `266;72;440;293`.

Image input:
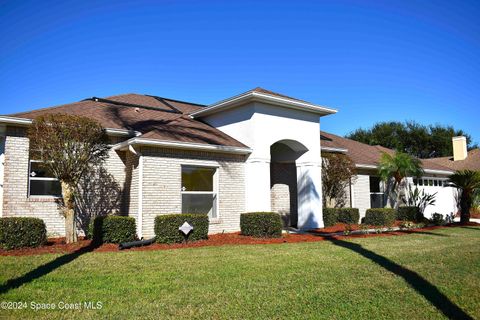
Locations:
0;226;479;319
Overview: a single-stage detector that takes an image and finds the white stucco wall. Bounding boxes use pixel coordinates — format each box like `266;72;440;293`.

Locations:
203;101;324;229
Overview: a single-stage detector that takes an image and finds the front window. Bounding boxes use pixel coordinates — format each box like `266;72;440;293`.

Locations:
29;160;62;197
369;176;384;208
181;166;217;218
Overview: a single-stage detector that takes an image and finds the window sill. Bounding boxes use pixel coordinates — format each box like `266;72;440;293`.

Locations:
28;196;61;203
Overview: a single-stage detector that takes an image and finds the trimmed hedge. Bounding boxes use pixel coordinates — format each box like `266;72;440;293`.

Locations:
90;216;137;244
364;208;396;226
323;208;360;227
155;214;209;244
337;208;360;225
0;217;47;250
240;212;283;238
323;209;338;227
397;206;422;222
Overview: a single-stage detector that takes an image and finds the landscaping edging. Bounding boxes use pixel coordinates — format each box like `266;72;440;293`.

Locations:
0;222;478;257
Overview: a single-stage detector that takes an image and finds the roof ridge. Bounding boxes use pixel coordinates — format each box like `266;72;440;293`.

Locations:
90;97;179;114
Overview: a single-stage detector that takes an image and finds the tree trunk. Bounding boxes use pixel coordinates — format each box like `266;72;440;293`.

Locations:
460;192;471;224
61;181;78;243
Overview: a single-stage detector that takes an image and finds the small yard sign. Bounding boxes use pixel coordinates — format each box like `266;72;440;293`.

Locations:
179;221;193;243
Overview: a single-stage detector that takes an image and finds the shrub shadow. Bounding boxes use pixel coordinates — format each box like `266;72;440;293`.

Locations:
328;238;473;320
0;241;100;295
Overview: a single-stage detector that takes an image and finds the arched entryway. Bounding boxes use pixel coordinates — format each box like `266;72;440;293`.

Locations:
270;140;308;228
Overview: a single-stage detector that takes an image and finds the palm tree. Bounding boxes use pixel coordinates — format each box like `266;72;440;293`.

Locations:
378;151;424;208
448;170;480;224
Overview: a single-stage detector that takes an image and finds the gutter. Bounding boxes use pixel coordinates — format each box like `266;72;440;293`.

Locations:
0;115;140;137
321;146;348;153
113;137;253;155
355;163;453;176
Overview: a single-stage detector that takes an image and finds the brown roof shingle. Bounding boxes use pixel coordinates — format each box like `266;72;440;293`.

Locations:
320;131;453;172
8;94;247;149
423;149;480;171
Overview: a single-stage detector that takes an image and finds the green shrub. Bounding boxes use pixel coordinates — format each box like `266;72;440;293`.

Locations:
397;206;423;222
240;212;283;238
364;208;396;226
322;209;338;227
0;217;47;250
155;214;209;244
337;208;360;224
430;213;445;226
323;208;360;226
90;215;137;244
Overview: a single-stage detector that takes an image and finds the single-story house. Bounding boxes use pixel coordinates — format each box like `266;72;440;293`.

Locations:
0;88;475;237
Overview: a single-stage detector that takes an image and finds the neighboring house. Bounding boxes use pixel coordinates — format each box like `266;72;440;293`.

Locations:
0;88;474;237
0;88;336;237
321;132;480;219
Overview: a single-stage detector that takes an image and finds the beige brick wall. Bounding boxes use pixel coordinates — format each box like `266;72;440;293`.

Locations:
1;128;246;238
140;147;246;237
1;130;128;237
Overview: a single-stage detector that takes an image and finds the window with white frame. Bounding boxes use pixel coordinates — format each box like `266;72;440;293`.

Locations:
181;165;217;218
29;160;62;197
369;176;384;208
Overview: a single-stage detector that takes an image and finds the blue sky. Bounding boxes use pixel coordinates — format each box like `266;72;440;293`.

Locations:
1;0;479;143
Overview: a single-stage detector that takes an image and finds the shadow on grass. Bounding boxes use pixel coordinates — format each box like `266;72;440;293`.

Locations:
328;238;473;320
399;230;449;237
460;227;480;231
0;241;100;295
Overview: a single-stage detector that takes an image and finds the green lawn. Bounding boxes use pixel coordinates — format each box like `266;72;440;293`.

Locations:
1;227;479;319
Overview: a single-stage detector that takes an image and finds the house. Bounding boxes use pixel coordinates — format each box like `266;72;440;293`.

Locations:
0;88;472;237
0;88;336;237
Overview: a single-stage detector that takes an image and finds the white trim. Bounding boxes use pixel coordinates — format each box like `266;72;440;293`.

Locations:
0;116;33;126
180;165;219;219
321;146;348;153
355;163;453;176
423;169;454;175
105;128;141;137
190;91;338;118
113;137;252;155
137;154;143;239
355;163;378;170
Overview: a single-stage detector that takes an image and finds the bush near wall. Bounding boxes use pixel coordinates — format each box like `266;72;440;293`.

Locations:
155;214;209;244
0;217;47;250
240;212;283;238
323;209;338;227
364;208;396;226
397;206;423;222
90;216;137;244
323;208;360;227
337;208;360;224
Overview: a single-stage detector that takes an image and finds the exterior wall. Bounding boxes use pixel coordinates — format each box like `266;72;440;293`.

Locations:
1;127;129;236
351;173;371;218
2;134;65;236
203;102;324;229
139;147;246;237
406;177;457;219
270;162;297;227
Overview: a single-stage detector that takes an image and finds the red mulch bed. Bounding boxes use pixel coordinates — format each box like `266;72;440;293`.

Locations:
1;222;479;257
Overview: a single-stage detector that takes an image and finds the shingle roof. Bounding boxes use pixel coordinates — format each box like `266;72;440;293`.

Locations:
8;94;247;148
423;149;480;171
320;131;453;172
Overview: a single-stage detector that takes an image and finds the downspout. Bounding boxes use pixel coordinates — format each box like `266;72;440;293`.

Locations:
137;153;144;239
349;177;355;208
